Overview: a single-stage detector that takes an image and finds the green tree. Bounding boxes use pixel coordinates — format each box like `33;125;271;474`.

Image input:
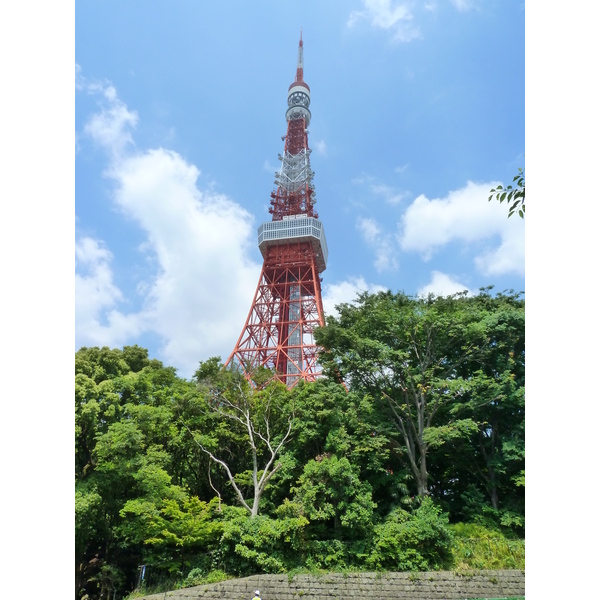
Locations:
289;455;377;569
187;362;295;517
283;380;397;513
315;290;524;503
75;346;203;597
292;455;376;538
426;290;525;531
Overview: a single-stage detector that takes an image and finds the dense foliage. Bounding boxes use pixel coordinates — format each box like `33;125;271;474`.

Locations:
75;289;524;600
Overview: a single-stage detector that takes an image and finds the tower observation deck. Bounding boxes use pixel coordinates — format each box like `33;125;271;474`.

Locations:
225;32;327;388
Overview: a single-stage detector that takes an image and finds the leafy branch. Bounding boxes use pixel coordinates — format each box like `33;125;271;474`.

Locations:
489;167;525;218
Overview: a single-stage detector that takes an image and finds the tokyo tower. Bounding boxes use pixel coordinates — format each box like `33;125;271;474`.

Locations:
225;32;328;388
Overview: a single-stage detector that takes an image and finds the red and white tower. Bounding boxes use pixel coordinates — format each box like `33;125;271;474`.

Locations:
225;32;327;388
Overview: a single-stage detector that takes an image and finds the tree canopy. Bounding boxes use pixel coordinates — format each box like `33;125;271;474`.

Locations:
75;291;524;598
315;288;524;522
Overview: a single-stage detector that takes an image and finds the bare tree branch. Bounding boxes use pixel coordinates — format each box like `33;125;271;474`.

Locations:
183;381;294;517
182;422;252;513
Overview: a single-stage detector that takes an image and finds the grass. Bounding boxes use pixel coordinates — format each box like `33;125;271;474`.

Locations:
449;524;525;571
123;569;232;599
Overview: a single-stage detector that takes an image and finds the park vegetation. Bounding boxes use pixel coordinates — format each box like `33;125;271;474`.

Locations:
75;288;524;600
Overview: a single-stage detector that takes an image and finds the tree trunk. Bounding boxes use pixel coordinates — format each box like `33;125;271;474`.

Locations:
251;491;260;518
479;420;499;510
489;482;499;510
417;442;429;496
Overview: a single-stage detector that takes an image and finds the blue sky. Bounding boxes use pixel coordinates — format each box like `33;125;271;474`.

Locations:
75;0;525;378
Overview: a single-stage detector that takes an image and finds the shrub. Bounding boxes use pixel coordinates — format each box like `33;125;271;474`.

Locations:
367;497;453;571
218;505;309;575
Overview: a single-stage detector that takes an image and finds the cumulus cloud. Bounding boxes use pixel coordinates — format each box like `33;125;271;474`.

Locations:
108;148;260;372
76;70;261;377
398;180;524;276
75;237;144;347
75;239;122;320
84;100;138;158
322;276;388;318
416;270;474;297
78;68;138;159
347;0;420;42
357;216;399;272
474;224;525;276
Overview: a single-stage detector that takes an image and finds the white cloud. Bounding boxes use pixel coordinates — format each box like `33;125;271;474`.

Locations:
398;180;524;276
107;148;260;374
322;276;388;318
416;270;474;297
357;216;399;272
79;71;138;159
474;223;525;276
75;237;144;347
76;71;261;377
84;102;138;158
347;0;420;42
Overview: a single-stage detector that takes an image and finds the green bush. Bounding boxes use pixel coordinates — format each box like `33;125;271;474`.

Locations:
218;506;309;575
303;539;349;570
367;498;454;571
298;538;373;570
292;455;377;539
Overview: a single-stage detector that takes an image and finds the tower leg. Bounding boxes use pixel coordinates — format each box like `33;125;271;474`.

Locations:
225;241;325;388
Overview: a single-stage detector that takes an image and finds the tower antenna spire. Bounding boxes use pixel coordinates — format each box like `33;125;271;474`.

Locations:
296;29;304;82
225;34;327;388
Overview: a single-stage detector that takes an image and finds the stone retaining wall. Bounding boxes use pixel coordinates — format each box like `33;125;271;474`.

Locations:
139;570;524;600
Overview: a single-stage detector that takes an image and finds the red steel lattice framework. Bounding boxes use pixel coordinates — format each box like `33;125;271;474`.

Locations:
225;32;328;388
